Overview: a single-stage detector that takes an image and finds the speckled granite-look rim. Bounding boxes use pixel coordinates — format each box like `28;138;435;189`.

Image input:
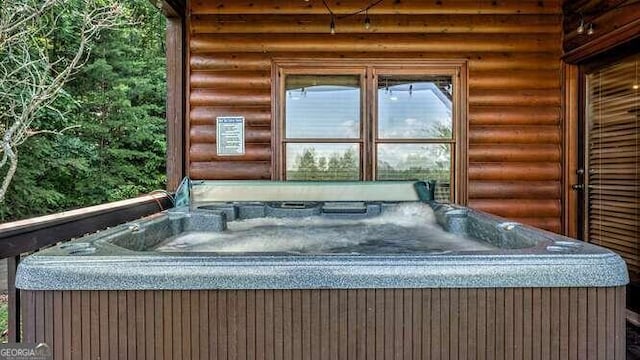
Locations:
15;181;629;290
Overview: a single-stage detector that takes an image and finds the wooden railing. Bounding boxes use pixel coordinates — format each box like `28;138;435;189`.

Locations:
0;194;172;342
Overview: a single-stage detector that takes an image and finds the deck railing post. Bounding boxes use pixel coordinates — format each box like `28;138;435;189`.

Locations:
7;255;20;343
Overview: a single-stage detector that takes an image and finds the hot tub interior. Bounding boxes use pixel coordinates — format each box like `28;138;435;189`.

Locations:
93;180;558;256
153;203;499;253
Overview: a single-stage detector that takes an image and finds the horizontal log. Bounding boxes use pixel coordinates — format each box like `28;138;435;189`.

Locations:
190;53;272;71
468;70;560;90
469;144;560;162
188;51;561;72
190;71;271;89
469;89;561;106
190;107;272;126
190;161;272;180
190;144;271;162
468;163;561;181
189;89;271;107
191;1;561;15
191;14;561;34
468;106;560;125
509;217;561;233
190;34;560;53
468;181;561;199
468;53;561;71
468;199;561;218
469;126;560;144
190;125;271;143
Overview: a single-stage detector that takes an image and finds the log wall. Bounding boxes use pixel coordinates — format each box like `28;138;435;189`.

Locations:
186;0;563;232
22;287;626;360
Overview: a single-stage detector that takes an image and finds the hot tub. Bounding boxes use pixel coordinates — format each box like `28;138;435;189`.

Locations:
16;181;628;359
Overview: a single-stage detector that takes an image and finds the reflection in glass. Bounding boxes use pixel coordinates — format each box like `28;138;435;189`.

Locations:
378;76;453;139
286;143;360;180
286;75;361;139
377;143;451;199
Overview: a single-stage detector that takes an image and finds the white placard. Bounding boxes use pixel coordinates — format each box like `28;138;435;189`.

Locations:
216;116;245;156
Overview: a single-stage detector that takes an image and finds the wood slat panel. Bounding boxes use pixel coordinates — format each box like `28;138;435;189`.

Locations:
22;287;625;359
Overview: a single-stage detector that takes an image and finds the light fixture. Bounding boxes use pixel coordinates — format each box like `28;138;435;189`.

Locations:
633;84;639;90
576;15;585;34
587;23;594;35
320;0;384;35
364;10;371;30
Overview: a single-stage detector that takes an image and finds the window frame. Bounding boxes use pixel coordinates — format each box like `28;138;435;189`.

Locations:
272;59;468;204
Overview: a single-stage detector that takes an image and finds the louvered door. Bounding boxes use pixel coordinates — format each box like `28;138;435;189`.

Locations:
584;53;639;276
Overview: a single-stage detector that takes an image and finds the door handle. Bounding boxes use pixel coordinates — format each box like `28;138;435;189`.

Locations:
571;184;584;190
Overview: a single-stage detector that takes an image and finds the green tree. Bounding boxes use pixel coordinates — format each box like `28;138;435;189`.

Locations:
290;147;359;181
0;0;121;202
0;0;166;221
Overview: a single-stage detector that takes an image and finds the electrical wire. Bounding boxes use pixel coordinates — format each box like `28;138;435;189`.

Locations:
337;0;385;19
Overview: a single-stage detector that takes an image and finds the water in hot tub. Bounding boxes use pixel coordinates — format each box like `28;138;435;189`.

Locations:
156;203;497;254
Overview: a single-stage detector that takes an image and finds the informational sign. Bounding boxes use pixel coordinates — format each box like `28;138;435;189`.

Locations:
216;116;245;156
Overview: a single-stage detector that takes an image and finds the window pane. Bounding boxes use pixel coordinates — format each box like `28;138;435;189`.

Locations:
286;143;360;180
285;75;361;139
378;76;453;139
377;144;451;200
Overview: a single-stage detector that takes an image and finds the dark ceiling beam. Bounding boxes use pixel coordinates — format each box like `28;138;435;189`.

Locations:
148;0;186;18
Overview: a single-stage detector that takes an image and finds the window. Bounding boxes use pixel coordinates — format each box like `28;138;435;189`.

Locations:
274;60;467;202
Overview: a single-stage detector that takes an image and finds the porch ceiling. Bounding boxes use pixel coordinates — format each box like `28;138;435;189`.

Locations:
149;0;186;18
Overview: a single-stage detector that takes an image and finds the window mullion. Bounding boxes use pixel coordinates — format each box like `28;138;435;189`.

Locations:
364;67;374;181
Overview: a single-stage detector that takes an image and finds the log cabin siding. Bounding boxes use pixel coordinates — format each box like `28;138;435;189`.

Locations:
187;0;563;232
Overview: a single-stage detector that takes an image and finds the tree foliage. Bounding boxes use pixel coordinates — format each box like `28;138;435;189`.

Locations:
0;0;166;221
289;148;359;180
0;0;122;202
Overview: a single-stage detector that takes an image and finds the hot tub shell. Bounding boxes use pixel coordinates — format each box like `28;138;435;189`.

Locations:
16;181;629;359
